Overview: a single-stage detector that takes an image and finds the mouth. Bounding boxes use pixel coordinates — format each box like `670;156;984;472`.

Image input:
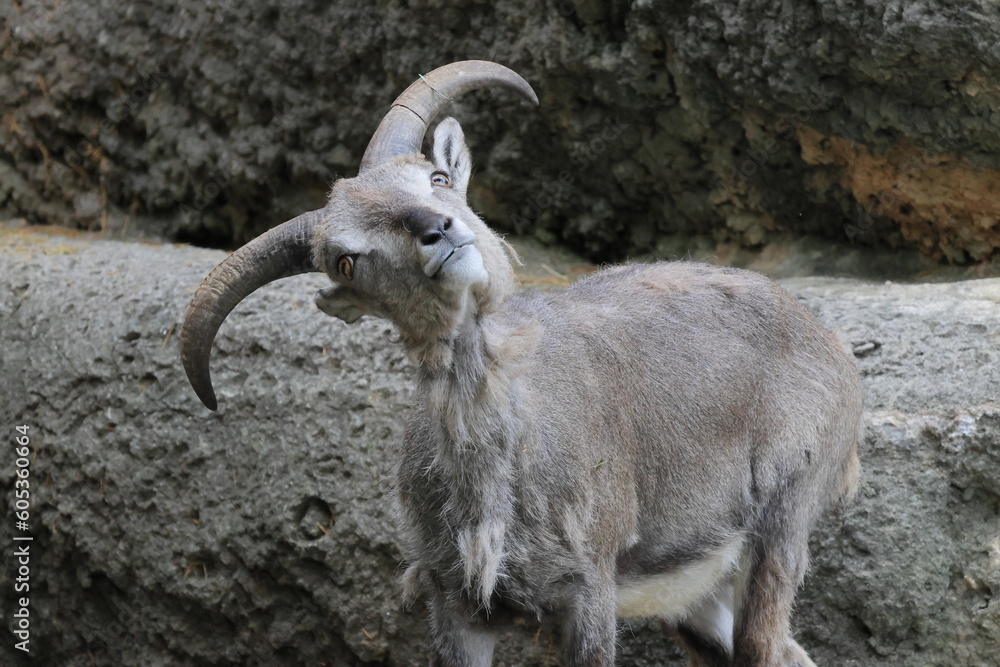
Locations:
424;243;470;278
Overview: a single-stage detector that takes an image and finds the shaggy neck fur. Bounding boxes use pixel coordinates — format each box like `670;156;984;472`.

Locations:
409;296;539;607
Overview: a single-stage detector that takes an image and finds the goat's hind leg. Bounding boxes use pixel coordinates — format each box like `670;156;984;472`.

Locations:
428;595;495;667
560;573;618;667
732;493;817;667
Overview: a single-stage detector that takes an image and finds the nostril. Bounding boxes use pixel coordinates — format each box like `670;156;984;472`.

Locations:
406;210;450;245
421;230;443;246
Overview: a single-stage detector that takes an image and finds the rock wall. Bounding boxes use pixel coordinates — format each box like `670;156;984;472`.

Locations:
1;227;998;665
2;1;999;263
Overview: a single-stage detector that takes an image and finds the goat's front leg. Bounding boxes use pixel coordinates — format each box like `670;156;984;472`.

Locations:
428;594;495;667
560;574;618;667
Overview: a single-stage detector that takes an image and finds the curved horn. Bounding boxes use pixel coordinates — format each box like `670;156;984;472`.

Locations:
181;209;324;410
359;60;538;172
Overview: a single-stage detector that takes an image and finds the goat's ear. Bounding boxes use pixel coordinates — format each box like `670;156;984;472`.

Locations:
432;117;472;192
315;285;376;324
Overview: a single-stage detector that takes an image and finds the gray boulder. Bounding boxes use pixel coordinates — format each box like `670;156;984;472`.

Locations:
1;227;998;665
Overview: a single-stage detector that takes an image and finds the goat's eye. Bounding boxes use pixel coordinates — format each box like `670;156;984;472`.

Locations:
431;172;452;187
337;255;355;280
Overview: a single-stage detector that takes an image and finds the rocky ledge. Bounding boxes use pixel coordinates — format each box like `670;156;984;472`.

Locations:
1;227;997;666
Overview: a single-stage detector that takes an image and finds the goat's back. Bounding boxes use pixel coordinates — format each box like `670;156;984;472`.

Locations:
503;261;861;560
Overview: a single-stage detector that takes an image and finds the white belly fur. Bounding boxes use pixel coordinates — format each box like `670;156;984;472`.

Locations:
615;534;745;620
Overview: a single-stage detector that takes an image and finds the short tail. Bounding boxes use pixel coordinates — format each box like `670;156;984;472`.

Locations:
837;422;863;503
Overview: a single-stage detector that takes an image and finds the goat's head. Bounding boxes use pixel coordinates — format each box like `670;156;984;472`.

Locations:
181;61;538;410
313;119;515;343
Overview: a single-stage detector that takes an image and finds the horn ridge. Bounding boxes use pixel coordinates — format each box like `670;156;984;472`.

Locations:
180;209;324;410
359;60;538;172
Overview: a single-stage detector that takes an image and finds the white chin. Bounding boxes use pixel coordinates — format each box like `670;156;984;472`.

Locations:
440;245;488;290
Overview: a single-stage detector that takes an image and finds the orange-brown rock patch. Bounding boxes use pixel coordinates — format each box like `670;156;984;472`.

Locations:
797;126;1000;262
